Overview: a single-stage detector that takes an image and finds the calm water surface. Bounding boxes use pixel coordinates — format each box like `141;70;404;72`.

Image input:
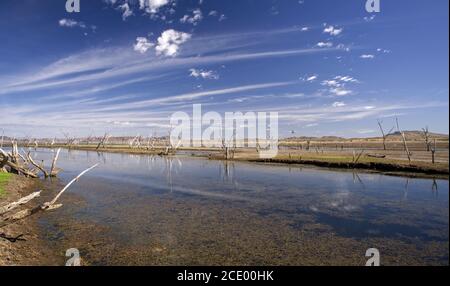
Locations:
30;149;448;265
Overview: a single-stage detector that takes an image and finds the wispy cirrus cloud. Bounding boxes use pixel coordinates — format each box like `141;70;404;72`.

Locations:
0;28;339;96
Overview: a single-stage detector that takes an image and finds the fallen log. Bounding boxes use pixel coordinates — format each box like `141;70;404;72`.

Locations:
0;191;41;216
366;154;387;159
3;159;38;178
0;147;61;179
0;148;38;177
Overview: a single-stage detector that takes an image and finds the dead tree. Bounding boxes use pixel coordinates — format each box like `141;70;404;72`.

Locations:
221;135;236;160
422;126;431;152
306;140;311;151
162;138;181;156
431;139;437;164
62;132;76;149
352;149;365;164
25;148;61;178
0;147;38;178
396;118;411;164
85;134;93;146
96;133;111;150
50;148;61;176
129;135;141;149
0;164;98;229
377;120;394;151
146;133;157;151
0;144;61;178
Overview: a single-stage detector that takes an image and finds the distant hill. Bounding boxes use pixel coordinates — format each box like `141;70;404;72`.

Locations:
283;131;449;142
385;131;449;141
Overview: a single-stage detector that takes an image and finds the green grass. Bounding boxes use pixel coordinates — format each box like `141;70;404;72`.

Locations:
0;172;11;196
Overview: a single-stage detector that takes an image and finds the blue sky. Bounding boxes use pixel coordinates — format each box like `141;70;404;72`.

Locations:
0;0;448;138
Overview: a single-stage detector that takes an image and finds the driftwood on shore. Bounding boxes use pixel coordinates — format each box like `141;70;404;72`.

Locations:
366;154;387;159
0;164;98;230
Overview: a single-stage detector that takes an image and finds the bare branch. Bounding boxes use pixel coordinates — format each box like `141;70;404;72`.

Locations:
396;118;411;163
50;148;61;176
0;191;41;216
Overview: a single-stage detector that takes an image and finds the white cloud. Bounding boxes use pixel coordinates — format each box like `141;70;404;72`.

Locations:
322;80;340;87
357;129;376;134
300;74;318;82
155;29;191;57
301;27;309;32
1;47;332;95
330;88;352;96
323;25;343;36
364;15;376;22
360;54;375;59
139;0;170;14
58;19;86;28
189;68;219;80
306;75;317;82
316;42;333;48
119;3;133;20
133;37;154;54
98;82;295;110
332;102;346;107
208;10;226;21
377;48;391;54
180;9;203;26
334;76;358;83
322;76;358;95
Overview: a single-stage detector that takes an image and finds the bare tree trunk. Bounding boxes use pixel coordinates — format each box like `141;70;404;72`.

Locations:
431;139;437;164
377;120;394;151
422;127;431;152
96;133;110;150
396;118;411;164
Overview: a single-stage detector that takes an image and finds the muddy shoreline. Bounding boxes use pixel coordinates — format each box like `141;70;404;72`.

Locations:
0;175;60;266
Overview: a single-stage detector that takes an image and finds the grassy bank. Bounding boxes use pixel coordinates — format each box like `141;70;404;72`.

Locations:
0;173;11;196
248;154;449;179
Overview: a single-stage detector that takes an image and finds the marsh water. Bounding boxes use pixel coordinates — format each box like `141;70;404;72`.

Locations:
30;149;448;265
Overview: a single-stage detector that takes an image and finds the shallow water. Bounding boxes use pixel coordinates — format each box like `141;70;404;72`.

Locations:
29;148;448;265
